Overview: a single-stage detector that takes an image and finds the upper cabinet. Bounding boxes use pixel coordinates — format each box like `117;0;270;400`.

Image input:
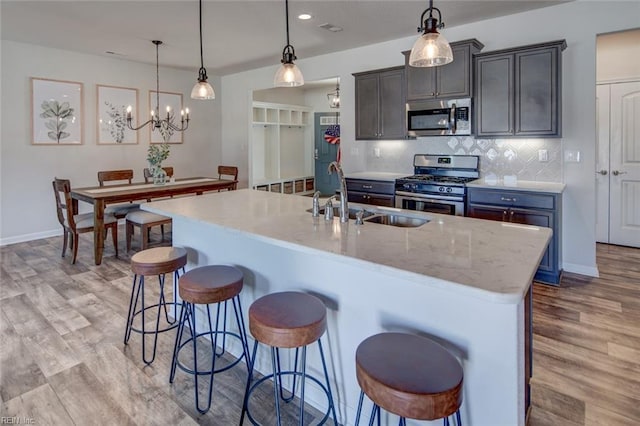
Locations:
474;40;566;138
354;66;406;140
403;39;484;101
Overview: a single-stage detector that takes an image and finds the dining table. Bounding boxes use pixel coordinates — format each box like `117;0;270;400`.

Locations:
70;177;237;265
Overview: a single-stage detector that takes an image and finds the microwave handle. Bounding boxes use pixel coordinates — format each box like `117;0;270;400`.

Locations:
449;103;457;134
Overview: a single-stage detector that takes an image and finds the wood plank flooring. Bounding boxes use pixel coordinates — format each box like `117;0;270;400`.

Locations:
1;232;638;425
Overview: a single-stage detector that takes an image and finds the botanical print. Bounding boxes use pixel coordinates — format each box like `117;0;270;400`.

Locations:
97;85;138;144
149;91;183;144
31;78;83;145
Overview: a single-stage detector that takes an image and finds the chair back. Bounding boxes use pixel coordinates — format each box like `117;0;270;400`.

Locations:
98;169;134;187
52;178;76;230
218;165;238;190
143;167;174;183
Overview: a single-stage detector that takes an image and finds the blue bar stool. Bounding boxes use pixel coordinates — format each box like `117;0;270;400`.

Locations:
169;265;251;414
124;246;187;365
354;332;464;426
240;291;338;425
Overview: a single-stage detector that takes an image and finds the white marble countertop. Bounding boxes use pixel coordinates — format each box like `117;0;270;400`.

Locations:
467;178;566;193
345;171;408;181
144;189;551;304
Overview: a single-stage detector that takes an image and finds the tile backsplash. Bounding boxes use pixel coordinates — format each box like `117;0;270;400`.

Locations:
364;136;562;182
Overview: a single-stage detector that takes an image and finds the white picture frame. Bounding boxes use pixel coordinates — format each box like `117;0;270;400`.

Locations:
97;84;138;144
31;77;83;145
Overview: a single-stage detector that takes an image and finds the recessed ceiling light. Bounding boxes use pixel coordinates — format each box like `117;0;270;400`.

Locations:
298;13;312;20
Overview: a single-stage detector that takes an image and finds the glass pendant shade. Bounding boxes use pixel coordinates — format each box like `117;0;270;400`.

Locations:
191;80;215;99
409;31;453;67
274;62;304;87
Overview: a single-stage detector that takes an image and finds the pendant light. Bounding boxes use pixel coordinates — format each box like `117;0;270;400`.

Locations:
274;0;304;87
327;78;340;108
190;0;215;99
409;0;453;67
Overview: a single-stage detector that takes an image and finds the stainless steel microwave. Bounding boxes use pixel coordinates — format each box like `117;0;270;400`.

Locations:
407;98;472;137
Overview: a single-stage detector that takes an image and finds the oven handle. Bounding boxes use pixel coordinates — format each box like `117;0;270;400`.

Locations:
395;191;464;203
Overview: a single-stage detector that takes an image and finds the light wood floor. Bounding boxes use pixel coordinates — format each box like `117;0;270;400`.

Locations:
1;231;638;425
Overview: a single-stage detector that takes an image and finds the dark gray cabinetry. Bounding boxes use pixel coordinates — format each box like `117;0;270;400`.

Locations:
354;66;405;140
466;187;562;284
474;40;566;138
403;39;484;101
346;178;395;207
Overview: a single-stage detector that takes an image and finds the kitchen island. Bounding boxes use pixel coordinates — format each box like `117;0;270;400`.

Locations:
143;189;551;425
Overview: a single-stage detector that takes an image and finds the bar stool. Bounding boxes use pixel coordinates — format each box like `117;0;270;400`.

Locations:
124;246;187;365
169;265;251;414
354;332;463;426
240;291;338;426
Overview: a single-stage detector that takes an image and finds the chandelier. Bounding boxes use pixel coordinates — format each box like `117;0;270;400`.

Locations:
409;0;453;67
327;78;340;108
127;40;190;133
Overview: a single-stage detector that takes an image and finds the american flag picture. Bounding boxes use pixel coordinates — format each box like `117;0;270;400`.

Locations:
324;124;340;145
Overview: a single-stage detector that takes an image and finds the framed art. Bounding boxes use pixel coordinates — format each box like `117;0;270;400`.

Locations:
97;84;138;144
149;90;184;144
31;77;83;145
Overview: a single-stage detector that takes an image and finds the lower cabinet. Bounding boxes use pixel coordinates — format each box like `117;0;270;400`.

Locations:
346;179;395;207
467;187;562;284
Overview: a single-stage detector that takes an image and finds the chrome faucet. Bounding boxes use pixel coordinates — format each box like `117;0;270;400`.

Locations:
312;191;321;217
328;161;349;223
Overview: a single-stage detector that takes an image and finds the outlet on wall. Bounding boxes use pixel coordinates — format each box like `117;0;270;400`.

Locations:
373;148;381;158
538;149;548;162
564;150;581;163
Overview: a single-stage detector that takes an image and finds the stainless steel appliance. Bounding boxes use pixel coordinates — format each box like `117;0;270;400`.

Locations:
406;98;472;137
395;154;479;216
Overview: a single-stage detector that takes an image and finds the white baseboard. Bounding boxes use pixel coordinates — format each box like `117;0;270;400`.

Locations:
0;229;62;246
563;262;600;278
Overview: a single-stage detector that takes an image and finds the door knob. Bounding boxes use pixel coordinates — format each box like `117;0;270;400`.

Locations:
314;148;319;160
596;170;608;175
612;170;627;176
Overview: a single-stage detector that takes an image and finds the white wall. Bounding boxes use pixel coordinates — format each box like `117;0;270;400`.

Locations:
221;1;640;277
0;40;222;244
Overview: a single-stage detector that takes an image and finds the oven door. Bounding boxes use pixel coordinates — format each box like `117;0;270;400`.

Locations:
395;191;464;216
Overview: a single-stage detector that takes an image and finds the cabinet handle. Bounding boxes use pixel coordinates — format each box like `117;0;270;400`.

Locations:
500;197;516;202
362;185;373;189
431;92;435;96
502;210;507;221
509;210;514;222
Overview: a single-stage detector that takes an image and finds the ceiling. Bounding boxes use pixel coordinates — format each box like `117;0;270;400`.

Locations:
1;1;570;76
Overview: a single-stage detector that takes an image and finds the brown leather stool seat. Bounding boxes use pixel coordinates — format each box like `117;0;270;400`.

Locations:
124;247;187;365
355;332;464;425
240;291;338;425
169;265;251;415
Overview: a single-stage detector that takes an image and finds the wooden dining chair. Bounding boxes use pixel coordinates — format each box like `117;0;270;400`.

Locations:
217;165;238;190
52;178;118;264
126;166;174;251
97;169;141;219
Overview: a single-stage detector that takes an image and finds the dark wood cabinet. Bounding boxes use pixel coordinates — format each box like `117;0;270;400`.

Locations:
403;39;483;101
354;66;405;140
474;40;566;138
467;187;562;284
346;178;395;207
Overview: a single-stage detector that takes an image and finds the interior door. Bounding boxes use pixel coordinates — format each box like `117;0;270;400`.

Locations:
314;112;340;196
609;81;640;247
595;84;611;242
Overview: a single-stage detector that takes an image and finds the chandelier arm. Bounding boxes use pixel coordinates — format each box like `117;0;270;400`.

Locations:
127;117;155;131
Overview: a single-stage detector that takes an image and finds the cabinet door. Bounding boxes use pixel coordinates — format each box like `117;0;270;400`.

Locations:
467;203;508;222
515;47;560;136
405;56;437;101
510;207;554;272
475;53;514;136
379;68;406;139
355;73;380;140
437;43;472;98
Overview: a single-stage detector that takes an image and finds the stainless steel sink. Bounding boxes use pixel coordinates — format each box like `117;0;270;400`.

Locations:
364;214;429;228
306;207;375;220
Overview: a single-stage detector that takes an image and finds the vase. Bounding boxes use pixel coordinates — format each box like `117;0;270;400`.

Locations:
151;165;166;185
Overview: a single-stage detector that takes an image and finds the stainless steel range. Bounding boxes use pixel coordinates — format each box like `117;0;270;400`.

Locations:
395;154;479;216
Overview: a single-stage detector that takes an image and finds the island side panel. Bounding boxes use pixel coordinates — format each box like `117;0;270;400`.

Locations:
171;216;526;426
